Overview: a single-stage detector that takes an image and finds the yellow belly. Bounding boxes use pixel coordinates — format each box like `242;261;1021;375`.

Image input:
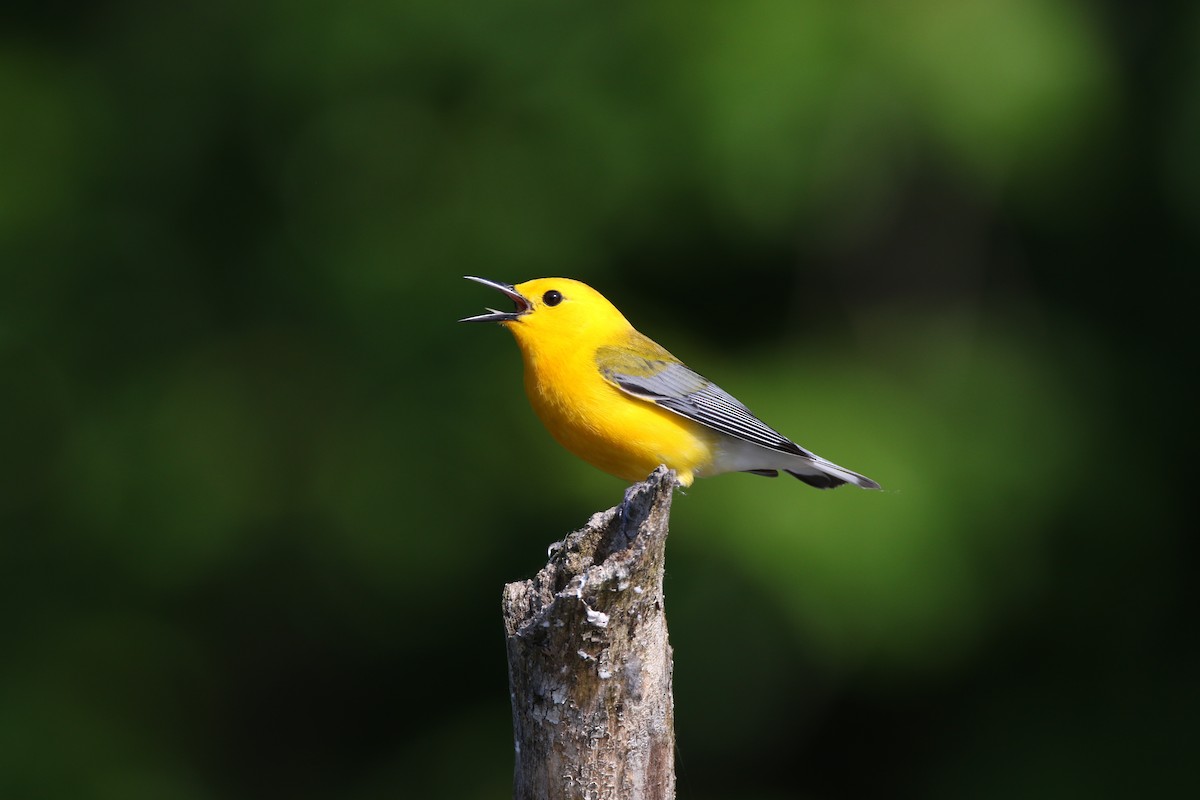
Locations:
523;362;713;486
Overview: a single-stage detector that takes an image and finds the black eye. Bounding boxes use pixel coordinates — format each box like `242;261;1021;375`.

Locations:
543;290;563;307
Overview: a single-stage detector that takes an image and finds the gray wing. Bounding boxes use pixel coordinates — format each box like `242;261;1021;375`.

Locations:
597;348;811;459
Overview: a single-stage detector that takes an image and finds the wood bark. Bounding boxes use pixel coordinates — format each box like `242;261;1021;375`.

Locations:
502;466;677;800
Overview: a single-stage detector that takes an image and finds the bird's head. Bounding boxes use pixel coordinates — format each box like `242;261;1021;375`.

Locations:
460;276;632;355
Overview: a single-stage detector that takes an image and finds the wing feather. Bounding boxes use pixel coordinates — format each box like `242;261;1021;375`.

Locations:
596;338;809;458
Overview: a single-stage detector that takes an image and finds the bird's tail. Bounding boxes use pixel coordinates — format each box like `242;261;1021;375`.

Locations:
784;453;881;490
721;437;880;489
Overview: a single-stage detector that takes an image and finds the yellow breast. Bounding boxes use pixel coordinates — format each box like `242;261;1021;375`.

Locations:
521;350;713;486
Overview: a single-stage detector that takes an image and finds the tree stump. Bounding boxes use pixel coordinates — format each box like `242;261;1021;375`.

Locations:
502;466;677;800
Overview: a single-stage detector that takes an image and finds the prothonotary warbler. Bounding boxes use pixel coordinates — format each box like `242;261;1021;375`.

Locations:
460;276;880;490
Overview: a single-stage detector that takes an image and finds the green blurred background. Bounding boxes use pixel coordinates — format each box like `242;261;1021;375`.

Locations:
2;1;1196;797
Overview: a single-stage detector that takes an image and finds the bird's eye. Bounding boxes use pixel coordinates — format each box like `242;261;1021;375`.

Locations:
543;290;563;307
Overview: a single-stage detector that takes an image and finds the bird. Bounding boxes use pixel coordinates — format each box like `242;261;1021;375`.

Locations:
460;276;879;490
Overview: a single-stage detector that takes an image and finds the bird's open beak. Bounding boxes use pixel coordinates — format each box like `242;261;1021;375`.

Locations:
459;276;531;323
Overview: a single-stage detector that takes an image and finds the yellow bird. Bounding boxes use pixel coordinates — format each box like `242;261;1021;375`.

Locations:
460;276;879;490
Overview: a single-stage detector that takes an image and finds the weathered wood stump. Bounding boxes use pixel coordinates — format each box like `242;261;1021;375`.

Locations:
502;466;677;800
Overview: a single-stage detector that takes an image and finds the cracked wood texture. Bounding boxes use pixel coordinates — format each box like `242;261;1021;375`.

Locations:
502;466;677;800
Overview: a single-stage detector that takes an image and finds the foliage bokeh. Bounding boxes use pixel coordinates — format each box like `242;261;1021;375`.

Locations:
2;1;1195;797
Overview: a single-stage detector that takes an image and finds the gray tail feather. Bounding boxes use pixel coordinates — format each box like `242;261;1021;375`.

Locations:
785;469;848;489
743;469;780;478
785;464;881;491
